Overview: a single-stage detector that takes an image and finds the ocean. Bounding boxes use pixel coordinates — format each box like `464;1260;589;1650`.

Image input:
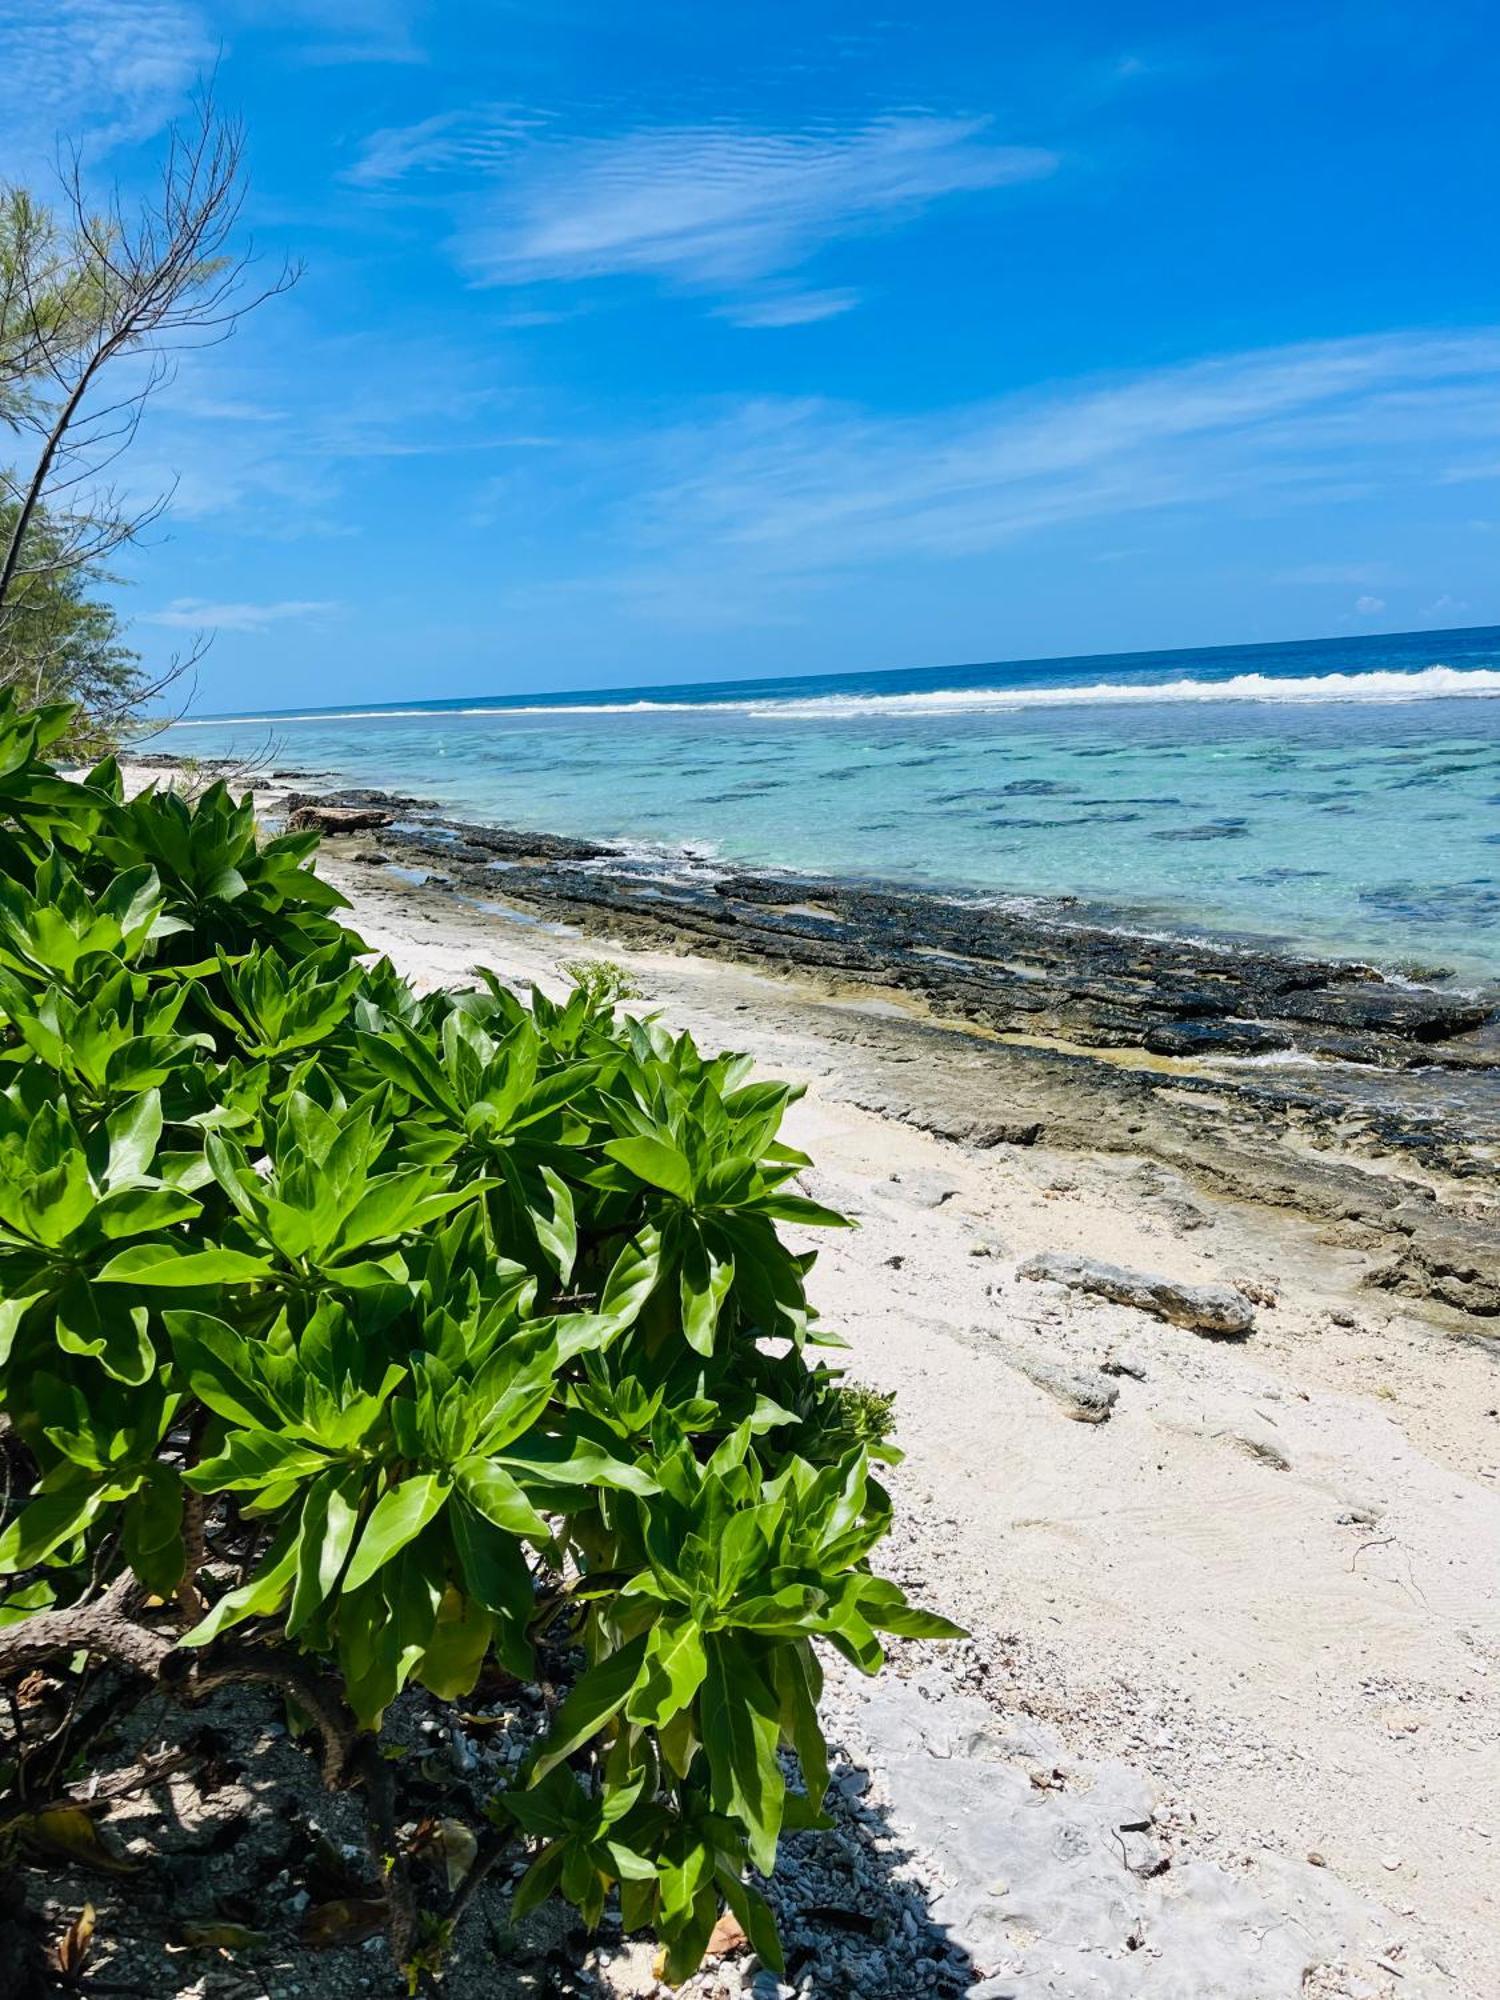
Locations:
159;624;1500;980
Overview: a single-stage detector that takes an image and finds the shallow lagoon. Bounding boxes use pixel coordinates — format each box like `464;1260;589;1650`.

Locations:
164;627;1500;978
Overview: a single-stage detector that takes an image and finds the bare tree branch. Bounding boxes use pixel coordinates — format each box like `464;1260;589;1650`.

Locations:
0;93;299;619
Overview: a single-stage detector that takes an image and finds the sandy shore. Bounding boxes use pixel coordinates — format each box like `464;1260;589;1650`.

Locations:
278;829;1499;1999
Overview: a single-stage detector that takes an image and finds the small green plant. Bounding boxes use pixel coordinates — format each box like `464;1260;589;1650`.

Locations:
834;1381;899;1452
559;955;641;1008
0;689;959;1985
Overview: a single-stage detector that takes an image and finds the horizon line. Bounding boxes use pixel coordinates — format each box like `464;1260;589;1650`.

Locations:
168;617;1500;725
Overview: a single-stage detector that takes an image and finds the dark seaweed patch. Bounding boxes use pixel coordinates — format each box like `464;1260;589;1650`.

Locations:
1150;820;1252;842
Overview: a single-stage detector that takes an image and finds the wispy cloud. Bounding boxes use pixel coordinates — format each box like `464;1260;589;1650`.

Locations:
451;115;1058;293
346;110;467;183
344;105;546;186
508;330;1500;612
143;597;342;632
113;322;525;534
716;289;861;329
349;108;1057;316
243;0;425;66
0;0;210;166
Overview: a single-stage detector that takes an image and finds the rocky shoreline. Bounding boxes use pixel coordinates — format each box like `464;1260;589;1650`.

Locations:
138;761;1500;1320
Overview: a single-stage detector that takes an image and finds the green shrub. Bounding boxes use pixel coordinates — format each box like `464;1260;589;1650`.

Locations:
0;691;959;1984
559;954;641;1008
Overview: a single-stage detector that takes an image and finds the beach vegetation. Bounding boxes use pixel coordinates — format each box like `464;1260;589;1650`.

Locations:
0;692;959;1987
559;954;642;1008
832;1381;900;1454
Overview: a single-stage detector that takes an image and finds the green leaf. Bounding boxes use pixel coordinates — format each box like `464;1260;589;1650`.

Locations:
604;1135;694;1201
95;1243;274;1287
772;1640;828;1813
496;1429;659;1498
722;1584;826;1635
341;1473;451;1594
701;1634;785;1876
122;1463;185;1597
449;1499;536;1678
679;1236;734;1358
0;1291;43;1367
529;1633;650;1782
0;1483;111;1574
180;1512;302;1646
185;1430;331;1494
511;1840;566;1922
598;1224;661;1327
749;1193;852;1228
716;1870;785;1977
92;1186;201;1239
530;1163;577;1283
103;1091;164;1183
165;1311;285;1429
857;1576;967;1641
625;1613;707;1729
455;1457;550;1540
416;1587;493;1701
287;1471;363;1638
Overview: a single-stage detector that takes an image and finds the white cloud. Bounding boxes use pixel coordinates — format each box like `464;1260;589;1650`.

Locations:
1421;593;1470;618
1353;594;1387;615
418;113;1057;293
506;329;1500;612
717;289;861;329
0;0;211;166
346;110;469;184
345;107;547;185
143;597;341;632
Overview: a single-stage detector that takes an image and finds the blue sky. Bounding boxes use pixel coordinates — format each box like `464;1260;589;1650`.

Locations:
2;0;1498;711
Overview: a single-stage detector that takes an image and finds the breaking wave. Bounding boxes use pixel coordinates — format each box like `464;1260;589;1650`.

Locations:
175;664;1500;727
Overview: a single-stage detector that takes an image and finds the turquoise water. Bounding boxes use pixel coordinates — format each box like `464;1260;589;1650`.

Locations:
161;626;1500;978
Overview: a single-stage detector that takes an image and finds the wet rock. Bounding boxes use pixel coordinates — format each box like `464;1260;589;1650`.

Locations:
287;804;392;835
1144;1019;1292;1057
1018;1252;1256;1336
458;823;616;864
284;785;436;811
1273;985;1492;1040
